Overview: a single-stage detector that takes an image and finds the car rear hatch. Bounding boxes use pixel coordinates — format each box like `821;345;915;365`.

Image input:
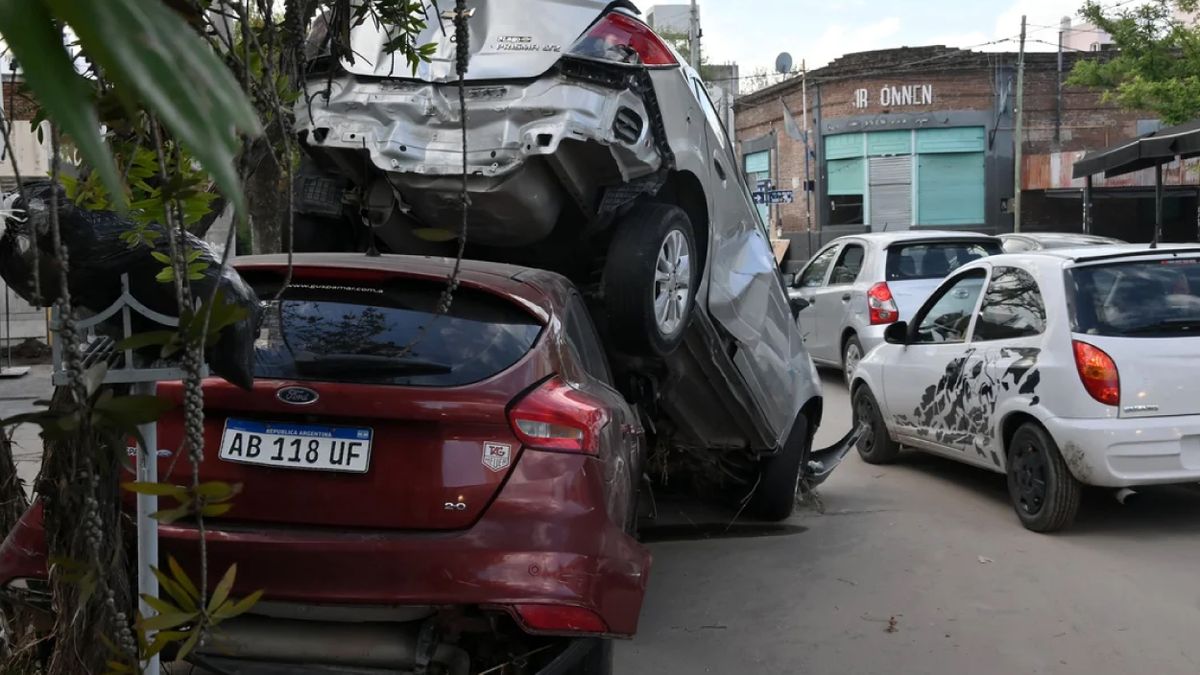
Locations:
884;239;1002;318
156;268;548;530
330;0;613;81
1067;250;1200;418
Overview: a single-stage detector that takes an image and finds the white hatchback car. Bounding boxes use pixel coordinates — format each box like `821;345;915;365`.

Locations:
850;244;1200;532
790;232;1001;384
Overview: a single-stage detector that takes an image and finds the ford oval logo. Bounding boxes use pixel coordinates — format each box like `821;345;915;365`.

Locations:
277;386;319;405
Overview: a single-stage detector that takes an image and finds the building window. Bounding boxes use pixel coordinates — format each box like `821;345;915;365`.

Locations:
823;126;985;229
744;150;771;226
827;157;865;225
830;195;864;225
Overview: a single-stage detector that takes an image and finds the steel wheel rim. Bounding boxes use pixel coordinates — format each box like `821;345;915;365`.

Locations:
855;395;876;453
844;342;862;385
1011;442;1049;515
653;229;691;336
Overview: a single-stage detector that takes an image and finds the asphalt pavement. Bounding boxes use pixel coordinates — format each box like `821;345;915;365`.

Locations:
617;370;1200;675
6;367;1200;674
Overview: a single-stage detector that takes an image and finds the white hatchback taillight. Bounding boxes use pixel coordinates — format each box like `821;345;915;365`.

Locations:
566;12;678;67
868;282;899;325
1072;340;1120;406
508;377;610;455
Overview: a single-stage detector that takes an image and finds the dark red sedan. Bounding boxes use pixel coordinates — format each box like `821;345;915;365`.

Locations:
1;253;650;673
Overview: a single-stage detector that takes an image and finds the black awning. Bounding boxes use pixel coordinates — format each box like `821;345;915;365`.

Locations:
1072;119;1200;178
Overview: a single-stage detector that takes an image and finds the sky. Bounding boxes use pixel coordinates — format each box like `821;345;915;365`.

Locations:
653;0;1116;76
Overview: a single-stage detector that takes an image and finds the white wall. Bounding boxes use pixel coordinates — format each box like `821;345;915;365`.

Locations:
0;121;51;185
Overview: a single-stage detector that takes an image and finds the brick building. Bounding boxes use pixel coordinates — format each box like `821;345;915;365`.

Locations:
734;46;1185;267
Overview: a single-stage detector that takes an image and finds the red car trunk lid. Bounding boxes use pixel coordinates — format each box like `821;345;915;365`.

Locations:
156;380;527;530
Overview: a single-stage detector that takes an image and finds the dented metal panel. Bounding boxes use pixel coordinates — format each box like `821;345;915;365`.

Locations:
301;75;659;183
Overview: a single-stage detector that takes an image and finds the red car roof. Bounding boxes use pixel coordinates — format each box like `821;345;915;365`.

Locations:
234;253;571;323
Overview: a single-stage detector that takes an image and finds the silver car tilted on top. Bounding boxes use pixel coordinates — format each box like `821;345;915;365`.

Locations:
790;231;1003;384
293;0;853;519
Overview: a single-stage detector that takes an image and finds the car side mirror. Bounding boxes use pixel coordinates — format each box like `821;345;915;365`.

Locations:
787;289;810;317
883;321;909;345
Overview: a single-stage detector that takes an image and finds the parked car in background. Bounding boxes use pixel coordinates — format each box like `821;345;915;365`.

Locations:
999;232;1124;253
850;244;1200;532
789;231;1002;384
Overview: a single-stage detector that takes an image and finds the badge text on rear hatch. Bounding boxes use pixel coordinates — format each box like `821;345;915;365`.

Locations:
482;442;512;472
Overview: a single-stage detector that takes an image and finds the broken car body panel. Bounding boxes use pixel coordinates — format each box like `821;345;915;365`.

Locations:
300;74;661;246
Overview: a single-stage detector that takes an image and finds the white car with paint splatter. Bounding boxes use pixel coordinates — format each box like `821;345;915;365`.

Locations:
849;244;1200;532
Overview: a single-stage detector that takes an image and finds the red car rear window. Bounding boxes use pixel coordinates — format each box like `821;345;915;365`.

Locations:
250;278;543;386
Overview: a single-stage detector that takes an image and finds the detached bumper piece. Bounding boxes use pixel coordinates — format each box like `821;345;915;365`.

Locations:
804;424;866;487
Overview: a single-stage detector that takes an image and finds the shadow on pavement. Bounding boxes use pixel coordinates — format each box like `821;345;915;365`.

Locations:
639;522;808;543
885;448;1200;536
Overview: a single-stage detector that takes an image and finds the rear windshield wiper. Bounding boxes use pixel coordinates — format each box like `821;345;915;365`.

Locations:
1122;318;1200;334
292;352;453;375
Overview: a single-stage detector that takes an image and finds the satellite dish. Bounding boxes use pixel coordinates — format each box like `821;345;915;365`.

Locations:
775;52;793;75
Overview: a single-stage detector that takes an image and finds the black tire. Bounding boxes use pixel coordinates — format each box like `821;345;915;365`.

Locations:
604;203;698;356
842;334;864;387
1006;423;1081;533
748;412;810;521
852;386;901;465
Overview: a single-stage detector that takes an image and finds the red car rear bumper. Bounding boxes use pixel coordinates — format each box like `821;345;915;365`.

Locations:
0;454;650;638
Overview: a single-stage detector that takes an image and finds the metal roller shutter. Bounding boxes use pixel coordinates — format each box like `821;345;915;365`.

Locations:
869;156;912;230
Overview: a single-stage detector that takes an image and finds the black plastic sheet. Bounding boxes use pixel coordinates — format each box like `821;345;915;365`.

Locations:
0;181;260;389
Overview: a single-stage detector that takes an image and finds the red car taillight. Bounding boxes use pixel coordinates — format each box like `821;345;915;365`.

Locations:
868;282;899;325
508;377;609;455
1073;340;1120;406
567;12;678;67
514;604;609;634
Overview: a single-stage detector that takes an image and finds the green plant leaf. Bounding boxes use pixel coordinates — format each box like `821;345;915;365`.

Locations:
168;555;200;602
151;504;192;524
115;330;176;351
139;592;181;616
212;588;263;622
104;660;133;674
152;566;196;611
150;251;172;265
46;0;262;215
95;394;175;426
207;564;237;614
143;629;189;659
121;481;188;498
200;502;234;517
80;361;110;399
0;0;124;205
174;625;203;662
194;481;240;501
139;610;198;632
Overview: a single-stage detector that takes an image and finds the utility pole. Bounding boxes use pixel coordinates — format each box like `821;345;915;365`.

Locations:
802;59;813;233
1014;14;1027;233
1056;19;1065;147
688;0;701;71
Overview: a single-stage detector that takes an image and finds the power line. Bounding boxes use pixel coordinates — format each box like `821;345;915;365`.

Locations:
723;34;1025;91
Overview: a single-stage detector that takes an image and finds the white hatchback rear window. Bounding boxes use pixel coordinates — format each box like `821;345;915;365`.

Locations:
1068;257;1200;337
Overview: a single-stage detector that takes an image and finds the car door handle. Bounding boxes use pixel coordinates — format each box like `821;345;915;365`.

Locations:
713;158;726;180
841;293;851;302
